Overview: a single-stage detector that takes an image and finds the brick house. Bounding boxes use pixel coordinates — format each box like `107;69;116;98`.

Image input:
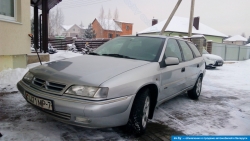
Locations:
92;18;133;39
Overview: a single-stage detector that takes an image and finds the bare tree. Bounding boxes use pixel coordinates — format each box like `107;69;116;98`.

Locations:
79;21;85;38
48;11;56;37
98;6;106;38
114;8;119;21
241;33;246;38
48;8;64;36
55;8;64;36
113;8;119;37
107;9;112;38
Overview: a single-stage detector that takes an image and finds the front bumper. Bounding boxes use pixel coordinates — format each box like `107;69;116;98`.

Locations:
206;60;224;67
17;81;135;128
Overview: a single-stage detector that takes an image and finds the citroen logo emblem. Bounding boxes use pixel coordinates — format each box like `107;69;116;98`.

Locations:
41;82;46;88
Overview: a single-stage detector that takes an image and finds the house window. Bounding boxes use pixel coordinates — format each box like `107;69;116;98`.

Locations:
108;33;113;38
0;0;16;21
116;34;120;37
73;29;75;31
126;25;129;30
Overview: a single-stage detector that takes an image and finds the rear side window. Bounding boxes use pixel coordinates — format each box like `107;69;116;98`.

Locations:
165;39;183;62
178;40;194;61
188;43;201;57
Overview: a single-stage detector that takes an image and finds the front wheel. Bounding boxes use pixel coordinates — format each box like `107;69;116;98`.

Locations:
188;76;202;100
126;89;150;135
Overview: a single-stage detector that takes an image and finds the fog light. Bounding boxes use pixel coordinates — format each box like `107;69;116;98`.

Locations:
75;116;91;124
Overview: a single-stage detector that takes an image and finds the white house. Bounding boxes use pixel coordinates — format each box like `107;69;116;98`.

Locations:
224;35;248;45
60;24;87;37
139;16;228;43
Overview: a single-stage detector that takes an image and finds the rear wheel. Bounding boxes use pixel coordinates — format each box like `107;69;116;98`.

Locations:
188;76;202;100
126;89;150;135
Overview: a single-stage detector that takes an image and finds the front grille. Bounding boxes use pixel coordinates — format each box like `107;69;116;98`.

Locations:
32;77;66;92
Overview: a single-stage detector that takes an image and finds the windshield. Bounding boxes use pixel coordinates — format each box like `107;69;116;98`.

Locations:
93;36;165;62
203;49;209;54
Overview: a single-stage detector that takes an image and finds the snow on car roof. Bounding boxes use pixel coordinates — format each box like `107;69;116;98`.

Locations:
138;16;228;37
224;35;248;42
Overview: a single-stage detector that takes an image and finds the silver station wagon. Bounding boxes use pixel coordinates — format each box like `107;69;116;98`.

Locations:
17;35;206;134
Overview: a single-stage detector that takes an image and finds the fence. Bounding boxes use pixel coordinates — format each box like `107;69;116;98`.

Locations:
31;38;110;51
211;42;250;61
48;38;73;50
75;39;110;50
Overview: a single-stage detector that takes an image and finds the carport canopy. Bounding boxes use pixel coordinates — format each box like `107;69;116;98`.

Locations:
30;0;62;53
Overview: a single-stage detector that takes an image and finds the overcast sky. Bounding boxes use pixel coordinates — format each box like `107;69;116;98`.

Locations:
51;0;250;38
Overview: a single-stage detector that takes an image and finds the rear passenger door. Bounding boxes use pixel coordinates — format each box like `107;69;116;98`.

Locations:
177;40;197;87
187;42;204;85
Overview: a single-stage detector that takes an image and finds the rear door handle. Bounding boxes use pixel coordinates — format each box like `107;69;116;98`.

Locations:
197;64;200;68
181;67;185;72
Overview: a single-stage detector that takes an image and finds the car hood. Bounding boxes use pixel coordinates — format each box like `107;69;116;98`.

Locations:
30;55;150;86
203;54;223;60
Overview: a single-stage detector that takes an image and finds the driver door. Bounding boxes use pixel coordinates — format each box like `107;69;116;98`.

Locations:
159;39;186;101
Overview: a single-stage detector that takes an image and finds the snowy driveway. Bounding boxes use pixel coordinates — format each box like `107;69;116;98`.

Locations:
0;52;250;140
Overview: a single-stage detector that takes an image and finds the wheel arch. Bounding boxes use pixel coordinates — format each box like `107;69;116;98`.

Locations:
134;83;159;119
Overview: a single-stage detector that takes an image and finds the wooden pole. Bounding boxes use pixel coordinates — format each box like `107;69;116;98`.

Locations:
188;0;195;37
159;0;182;35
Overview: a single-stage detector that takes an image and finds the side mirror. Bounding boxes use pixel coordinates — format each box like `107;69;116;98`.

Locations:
165;57;179;66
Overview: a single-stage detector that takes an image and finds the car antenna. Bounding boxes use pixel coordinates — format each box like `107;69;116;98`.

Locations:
29;34;42;65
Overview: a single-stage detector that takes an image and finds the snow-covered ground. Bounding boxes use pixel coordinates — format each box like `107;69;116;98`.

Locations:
0;51;250;140
153;60;250;135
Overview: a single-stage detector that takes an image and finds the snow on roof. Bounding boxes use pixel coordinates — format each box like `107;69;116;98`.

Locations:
61;24;74;30
61;24;86;31
224;35;247;41
138;16;228;37
114;20;133;24
96;18;122;32
191;35;205;38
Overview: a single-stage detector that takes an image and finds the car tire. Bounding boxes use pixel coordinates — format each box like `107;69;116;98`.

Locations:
126;88;150;135
188;76;202;100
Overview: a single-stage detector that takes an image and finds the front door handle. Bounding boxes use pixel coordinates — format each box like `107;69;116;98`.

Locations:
181;67;185;72
197;64;200;68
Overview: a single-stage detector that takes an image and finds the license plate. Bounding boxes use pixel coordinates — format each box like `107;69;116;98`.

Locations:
26;93;53;111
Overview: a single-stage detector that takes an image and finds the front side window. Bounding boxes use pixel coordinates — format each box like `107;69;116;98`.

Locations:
188;43;201;57
178;40;194;61
165;39;183;62
0;0;16;21
94;37;165;62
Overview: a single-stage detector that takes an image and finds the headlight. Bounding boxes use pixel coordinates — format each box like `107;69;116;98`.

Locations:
23;72;34;83
65;86;109;98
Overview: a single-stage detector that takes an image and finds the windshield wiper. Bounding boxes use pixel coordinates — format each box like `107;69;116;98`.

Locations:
89;52;100;56
102;54;135;59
